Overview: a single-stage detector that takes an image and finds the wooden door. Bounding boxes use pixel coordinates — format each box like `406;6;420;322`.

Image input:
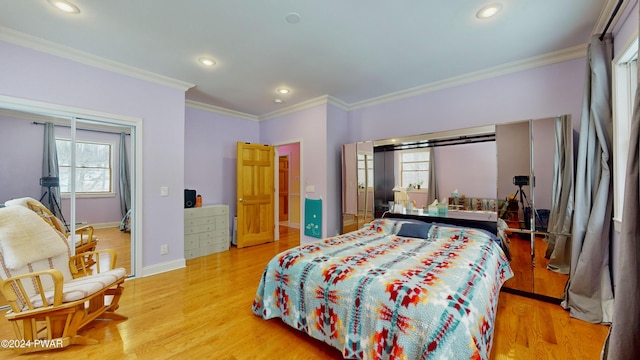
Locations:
278;156;289;221
236;142;275;248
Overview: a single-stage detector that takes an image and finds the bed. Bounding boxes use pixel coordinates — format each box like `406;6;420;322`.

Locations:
252;217;513;360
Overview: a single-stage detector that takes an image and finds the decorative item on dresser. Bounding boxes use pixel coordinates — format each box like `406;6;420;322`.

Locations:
184;204;229;259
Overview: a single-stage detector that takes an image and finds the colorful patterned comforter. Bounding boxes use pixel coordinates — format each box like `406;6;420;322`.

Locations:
253;218;514;360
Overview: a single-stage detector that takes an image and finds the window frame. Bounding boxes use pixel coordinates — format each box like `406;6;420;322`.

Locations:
357;153;374;189
612;34;638;231
56;137;116;198
396;148;430;192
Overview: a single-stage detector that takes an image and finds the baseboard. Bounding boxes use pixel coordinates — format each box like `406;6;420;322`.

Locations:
500;287;563;304
142;258;186;278
80;221;120;229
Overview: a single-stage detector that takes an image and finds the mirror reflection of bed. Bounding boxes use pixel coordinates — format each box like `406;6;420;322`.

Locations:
343;116;574;302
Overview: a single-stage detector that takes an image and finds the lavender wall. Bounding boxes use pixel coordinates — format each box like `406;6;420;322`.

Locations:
184;106;260;229
0;114;42;202
434;142;497;200
532;117;556;210
613;1;639;54
496;121;531;204
0;40;187;274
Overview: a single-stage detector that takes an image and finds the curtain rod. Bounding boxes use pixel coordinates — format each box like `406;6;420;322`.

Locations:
32;121;131;136
599;0;624;41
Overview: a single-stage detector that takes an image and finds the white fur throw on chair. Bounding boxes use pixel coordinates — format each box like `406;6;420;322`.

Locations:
0;206;69;270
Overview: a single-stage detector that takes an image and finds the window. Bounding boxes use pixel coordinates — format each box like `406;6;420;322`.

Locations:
612;36;638;226
357;153;374;188
399;149;430;189
56;139;113;194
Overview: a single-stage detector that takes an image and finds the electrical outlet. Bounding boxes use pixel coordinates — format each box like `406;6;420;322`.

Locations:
160;244;168;255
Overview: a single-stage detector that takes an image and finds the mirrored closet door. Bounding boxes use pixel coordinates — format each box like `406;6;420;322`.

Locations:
497;115;573;300
0;103;136;278
342;141;374;233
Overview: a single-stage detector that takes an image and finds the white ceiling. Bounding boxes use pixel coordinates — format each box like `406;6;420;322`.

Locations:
0;0;614;118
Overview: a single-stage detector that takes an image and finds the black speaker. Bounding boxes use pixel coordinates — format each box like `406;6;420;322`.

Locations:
184;189;196;208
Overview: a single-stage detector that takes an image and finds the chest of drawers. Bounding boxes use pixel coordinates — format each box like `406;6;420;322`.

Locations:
184;204;229;260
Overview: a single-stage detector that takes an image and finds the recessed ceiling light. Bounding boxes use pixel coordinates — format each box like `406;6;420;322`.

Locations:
276;88;290;95
198;57;216;66
476;3;502;19
48;0;80;14
285;13;301;24
274;99;283;104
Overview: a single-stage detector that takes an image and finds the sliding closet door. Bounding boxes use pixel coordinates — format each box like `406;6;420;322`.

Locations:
74;118;135;275
496;120;534;294
0;98;138;277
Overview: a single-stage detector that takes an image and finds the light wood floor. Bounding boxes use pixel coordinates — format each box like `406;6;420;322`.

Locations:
503;234;569;299
0;226;608;359
94;227;132;275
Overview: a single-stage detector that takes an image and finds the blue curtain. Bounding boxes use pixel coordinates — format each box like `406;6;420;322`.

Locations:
118;132;131;217
562;34;614;324
546;115;574;274
427;148;438;205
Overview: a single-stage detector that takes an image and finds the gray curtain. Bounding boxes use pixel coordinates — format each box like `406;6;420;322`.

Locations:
562;34;614;324
427;148;438;204
546;115;574;274
41;122;62;220
603;47;640;360
118;132;131;217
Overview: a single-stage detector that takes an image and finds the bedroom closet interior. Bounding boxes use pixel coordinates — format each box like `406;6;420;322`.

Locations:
341;115;573;301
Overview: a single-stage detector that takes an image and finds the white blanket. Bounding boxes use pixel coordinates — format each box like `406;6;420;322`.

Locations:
0;206;69;270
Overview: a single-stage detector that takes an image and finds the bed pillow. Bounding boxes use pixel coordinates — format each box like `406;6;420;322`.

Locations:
397;222;432;239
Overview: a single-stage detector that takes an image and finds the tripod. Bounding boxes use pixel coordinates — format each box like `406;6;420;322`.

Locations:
39;178;69;232
514;184;540;230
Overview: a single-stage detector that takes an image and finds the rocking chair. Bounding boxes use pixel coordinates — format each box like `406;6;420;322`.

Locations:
0;205;127;353
4;197;99;271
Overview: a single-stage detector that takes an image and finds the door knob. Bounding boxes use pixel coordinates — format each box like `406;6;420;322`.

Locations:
239;198;244;202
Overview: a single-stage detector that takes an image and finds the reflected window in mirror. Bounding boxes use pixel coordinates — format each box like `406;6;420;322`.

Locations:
357;154;374;189
613;36;637;225
398;149;430;190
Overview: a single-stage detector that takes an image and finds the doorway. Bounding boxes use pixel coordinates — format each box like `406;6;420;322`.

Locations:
276;143;301;245
279;155;289;222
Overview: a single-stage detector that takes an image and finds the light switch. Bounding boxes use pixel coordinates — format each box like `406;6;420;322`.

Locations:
305;185;315;193
160;186;169;197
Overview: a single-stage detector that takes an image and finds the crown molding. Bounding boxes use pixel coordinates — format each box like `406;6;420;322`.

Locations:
326;95;350;111
185;100;259;121
259;95;330;121
349;43;588;110
0;26;195;91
